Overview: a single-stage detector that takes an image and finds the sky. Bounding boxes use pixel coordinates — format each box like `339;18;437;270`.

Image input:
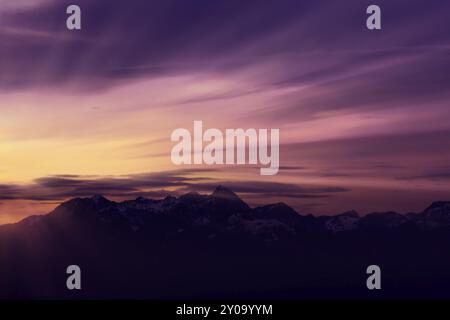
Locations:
1;0;450;224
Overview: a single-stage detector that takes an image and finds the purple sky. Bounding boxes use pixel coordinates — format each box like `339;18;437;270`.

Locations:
1;0;450;223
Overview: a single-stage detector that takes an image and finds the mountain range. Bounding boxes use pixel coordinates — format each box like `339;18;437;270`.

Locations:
1;186;450;299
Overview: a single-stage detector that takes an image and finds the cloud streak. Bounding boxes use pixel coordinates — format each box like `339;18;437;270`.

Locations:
0;168;349;203
2;0;450;93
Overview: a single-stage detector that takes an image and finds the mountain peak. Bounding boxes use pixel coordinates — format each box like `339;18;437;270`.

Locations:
91;194;111;205
419;201;450;228
424;201;450;212
211;185;240;200
91;194;106;200
340;210;359;218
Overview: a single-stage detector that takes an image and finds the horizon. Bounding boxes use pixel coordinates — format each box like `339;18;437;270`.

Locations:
1;184;448;226
1;0;450;224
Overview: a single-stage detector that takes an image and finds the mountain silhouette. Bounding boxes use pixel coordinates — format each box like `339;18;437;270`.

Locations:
1;187;450;299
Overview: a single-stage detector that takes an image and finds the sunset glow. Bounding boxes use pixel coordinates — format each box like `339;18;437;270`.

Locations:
1;0;450;224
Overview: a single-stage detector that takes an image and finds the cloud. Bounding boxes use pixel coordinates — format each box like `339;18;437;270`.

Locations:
1;0;449;93
0;168;349;203
0;0;52;12
396;170;450;182
3;0;450;150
